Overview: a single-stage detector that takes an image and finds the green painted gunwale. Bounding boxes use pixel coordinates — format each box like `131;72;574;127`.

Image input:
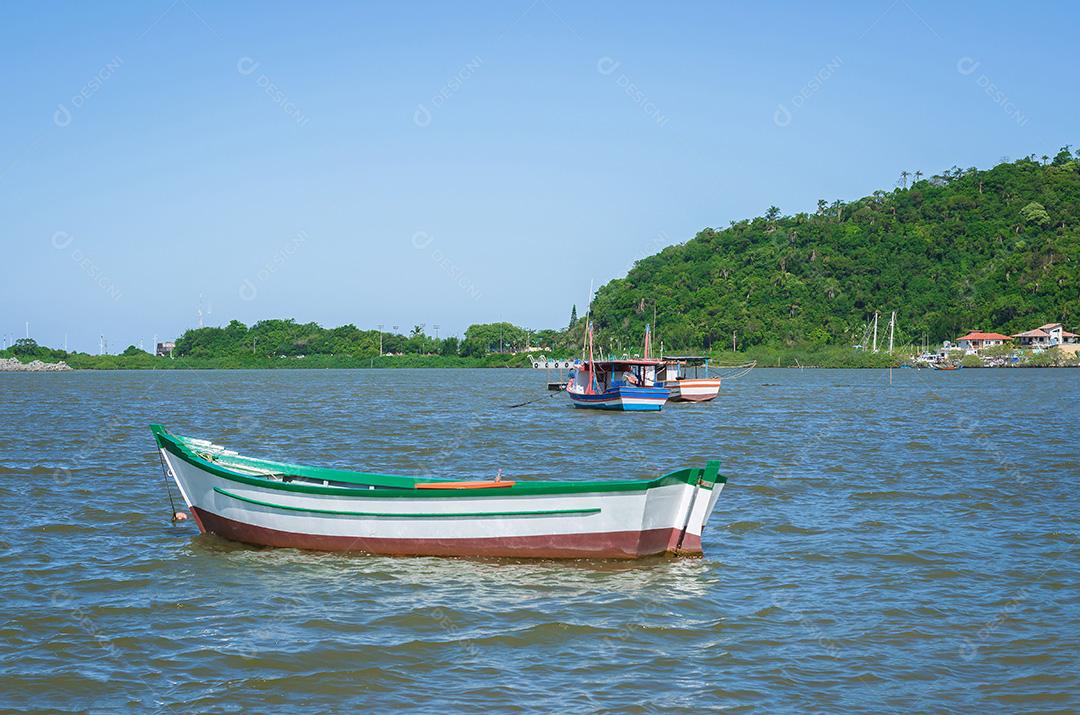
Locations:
151;424;726;499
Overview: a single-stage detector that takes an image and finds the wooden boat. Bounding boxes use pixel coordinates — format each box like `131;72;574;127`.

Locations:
931;362;962;371
656;356;722;402
151;425;726;559
566;359;669;411
566;321;668;411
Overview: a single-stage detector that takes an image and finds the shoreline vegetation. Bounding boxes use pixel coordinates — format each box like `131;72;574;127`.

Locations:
5;150;1077;371
2;337;1076;370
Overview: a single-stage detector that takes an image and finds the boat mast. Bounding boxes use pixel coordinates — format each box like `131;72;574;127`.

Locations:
581;279;594;361
872;311;879;353
586;322;596;394
888;311;895;353
652;302;657;356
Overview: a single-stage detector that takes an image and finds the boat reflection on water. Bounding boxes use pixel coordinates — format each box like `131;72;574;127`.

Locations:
191;534;717;599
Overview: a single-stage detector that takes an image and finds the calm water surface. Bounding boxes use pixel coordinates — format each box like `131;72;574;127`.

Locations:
0;367;1077;712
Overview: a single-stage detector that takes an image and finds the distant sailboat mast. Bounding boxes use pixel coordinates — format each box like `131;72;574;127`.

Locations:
586;322;596;394
580;279;594;362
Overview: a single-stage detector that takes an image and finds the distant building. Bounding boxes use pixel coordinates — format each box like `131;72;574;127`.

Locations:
1011;323;1080;352
156;341;175;357
954;331;1011;352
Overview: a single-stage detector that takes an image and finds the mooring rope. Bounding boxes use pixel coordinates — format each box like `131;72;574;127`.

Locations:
708;361;757;380
156;451;182;522
508;390;564;408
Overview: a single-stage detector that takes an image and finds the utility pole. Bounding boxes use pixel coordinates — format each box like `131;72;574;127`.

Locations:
872;311;879;353
433;324;440;340
377;324;384;356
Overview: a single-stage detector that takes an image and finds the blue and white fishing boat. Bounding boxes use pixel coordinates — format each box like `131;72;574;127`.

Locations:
566;324;668;411
566;362;669;410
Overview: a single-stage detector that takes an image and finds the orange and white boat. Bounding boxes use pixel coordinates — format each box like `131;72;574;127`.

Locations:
657;356;722;402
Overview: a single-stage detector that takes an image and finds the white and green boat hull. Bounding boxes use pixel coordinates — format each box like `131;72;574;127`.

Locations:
152;425;726;559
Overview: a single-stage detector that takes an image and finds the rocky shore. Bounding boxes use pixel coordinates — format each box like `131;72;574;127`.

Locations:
0;357;72;371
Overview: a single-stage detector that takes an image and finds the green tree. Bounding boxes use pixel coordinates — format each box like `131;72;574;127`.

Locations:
1020;201;1051;226
463;322;528;353
12;338;39;355
440;337;460;356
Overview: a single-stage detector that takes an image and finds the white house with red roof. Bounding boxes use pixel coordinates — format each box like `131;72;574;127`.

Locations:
954;331;1012;353
1011;323;1080;351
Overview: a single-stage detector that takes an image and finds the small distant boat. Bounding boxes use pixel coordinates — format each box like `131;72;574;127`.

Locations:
151;425;726;558
931;362;963;371
566;359;669;410
566;323;668;410
657;356;722;402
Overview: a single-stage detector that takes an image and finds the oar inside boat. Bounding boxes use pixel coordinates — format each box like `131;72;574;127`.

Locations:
415;480;516;489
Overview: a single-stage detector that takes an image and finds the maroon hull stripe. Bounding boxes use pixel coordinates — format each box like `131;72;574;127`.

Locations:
192;508;704;559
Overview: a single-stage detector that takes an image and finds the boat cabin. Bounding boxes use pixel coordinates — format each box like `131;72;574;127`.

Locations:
572;358;663;391
657;355;711;382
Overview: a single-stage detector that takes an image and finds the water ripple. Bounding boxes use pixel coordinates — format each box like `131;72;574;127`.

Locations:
0;368;1077;711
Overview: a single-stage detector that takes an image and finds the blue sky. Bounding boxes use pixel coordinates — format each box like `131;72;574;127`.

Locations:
2;1;1076;352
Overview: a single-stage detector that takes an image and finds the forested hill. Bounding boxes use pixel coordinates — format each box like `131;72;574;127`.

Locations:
590;149;1080;350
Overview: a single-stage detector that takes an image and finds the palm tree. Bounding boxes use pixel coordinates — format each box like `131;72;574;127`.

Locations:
913;170;923;183
899;170;910;189
765;206;780;232
830;200;845;222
